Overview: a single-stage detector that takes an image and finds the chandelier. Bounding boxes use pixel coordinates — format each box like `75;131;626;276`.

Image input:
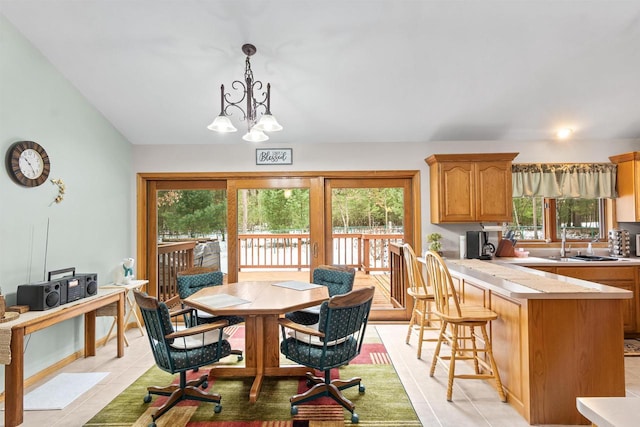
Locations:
207;44;282;142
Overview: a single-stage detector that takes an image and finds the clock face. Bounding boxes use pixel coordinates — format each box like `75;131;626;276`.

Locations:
6;141;51;187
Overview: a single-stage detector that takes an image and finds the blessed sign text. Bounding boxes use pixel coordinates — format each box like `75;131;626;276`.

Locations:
256;148;293;165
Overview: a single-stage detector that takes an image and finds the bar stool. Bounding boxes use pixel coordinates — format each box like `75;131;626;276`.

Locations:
402;243;438;359
423;250;506;402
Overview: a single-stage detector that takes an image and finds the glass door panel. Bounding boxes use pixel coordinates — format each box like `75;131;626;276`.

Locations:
326;178;412;320
227;178;323;284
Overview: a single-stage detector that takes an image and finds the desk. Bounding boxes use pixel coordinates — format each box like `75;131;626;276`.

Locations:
1;287;125;427
184;281;329;403
100;280;148;346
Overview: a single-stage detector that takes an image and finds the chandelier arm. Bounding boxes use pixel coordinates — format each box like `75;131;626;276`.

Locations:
221;80;249;121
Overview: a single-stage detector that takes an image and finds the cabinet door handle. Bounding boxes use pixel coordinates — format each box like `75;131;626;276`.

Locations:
313;242;318;258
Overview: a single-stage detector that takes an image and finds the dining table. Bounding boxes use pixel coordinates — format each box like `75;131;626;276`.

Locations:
183;280;329;403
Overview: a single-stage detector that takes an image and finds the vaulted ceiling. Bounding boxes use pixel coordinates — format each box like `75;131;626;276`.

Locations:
2;0;640;145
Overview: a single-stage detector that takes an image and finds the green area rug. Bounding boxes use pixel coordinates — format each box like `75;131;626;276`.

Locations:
85;326;421;426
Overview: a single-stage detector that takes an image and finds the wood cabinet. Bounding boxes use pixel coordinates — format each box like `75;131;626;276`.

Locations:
448;267;626;425
530;265;640;334
609;151;640;222
425;153;518;223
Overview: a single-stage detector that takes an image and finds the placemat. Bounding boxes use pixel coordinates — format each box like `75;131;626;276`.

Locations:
272;280;323;291
448;259;599;293
193;293;251;308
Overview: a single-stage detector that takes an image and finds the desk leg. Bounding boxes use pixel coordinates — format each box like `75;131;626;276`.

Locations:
116;293;125;357
5;327;25;427
84;311;97;356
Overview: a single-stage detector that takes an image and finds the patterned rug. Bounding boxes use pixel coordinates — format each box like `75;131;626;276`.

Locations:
624;339;640;356
85;325;420;426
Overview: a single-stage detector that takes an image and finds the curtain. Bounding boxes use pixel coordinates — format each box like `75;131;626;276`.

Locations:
512;163;617;199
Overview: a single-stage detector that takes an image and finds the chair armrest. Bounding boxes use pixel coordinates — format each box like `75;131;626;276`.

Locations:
165;295;182;310
165;319;229;340
278;318;325;338
169;307;194;318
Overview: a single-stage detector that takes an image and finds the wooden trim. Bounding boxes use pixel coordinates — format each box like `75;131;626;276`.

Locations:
425;152;519;165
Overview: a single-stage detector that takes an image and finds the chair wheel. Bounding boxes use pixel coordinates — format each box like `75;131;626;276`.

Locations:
351;412;359;423
214;404;222;413
359;384;365;393
291;405;298;415
148;422;156;427
143;394;152;403
237;355;244;362
202;381;208;389
193;367;199;372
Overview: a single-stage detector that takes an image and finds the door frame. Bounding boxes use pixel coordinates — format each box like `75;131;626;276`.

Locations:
136;170;421;320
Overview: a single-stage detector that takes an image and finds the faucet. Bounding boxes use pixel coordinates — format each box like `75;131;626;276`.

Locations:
560;226;571;257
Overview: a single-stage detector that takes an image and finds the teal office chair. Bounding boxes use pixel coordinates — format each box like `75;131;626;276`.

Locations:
284;264;356;325
134;290;231;427
177;267;243;361
279;286;375;423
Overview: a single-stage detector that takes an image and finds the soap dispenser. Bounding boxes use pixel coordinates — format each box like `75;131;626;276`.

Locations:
586;242;594;256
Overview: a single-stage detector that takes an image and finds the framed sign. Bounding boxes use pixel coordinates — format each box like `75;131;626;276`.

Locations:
256;148;293;165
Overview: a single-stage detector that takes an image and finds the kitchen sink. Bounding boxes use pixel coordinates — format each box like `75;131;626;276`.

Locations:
570;254;620;261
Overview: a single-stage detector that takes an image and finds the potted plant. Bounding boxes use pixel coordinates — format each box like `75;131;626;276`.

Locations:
427;233;443;255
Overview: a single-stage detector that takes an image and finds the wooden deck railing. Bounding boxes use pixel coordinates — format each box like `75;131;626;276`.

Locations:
157;241;196;301
237;232;404;273
156;233;404;302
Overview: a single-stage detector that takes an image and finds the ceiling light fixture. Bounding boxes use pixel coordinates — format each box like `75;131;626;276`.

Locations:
555;128;574;140
207;44;282;142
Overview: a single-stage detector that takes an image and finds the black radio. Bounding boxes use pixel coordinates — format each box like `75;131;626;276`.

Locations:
17;268;99;311
49;268;85;304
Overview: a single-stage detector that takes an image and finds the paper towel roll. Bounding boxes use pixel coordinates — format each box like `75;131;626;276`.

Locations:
459;235;466;259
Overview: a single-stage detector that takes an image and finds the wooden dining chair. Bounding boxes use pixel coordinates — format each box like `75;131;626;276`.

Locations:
423;250;506;402
402;243;438;359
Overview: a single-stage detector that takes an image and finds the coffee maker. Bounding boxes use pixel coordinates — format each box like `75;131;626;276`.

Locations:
465;231;496;260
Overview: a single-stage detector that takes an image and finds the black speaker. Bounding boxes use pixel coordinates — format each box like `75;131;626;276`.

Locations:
77;273;98;297
17;282;62;311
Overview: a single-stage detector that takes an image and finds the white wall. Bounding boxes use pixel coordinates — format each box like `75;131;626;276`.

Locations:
0;16;133;390
134;139;640;255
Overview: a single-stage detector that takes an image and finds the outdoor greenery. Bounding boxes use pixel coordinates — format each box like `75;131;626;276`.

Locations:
157;187;405;239
512;196;602;240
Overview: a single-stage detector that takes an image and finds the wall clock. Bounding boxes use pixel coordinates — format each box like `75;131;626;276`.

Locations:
5;141;51;187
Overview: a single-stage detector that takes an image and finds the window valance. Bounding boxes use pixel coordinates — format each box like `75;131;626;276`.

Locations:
512;163;617;199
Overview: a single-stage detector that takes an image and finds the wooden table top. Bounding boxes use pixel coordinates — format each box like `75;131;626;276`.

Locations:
184;280;329;316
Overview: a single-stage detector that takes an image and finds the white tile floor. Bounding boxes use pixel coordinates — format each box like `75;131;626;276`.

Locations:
4;324;640;427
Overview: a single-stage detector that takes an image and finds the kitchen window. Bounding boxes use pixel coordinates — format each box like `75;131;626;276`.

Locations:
510;163;616;242
512;196;605;241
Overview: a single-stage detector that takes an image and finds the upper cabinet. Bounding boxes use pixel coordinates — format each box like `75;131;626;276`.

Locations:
425;153;519;223
609;151;640;222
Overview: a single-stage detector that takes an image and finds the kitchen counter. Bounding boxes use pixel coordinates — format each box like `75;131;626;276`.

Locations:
495;255;640;267
435;258;630;425
442;258;634;299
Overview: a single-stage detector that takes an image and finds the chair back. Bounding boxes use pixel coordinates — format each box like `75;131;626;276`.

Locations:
177;267;224;299
288;286;374;370
402;243;429;295
134;290;178;372
423;250;462;318
313;265;356;297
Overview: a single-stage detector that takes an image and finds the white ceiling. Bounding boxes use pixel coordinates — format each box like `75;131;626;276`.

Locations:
2;0;640;145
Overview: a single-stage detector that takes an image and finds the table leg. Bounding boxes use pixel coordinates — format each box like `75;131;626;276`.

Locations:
84;311;97;356
116;292;125;357
249;316;265;403
5;327;24;427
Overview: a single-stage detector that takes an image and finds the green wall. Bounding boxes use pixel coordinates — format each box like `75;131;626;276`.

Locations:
0;16;133;390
